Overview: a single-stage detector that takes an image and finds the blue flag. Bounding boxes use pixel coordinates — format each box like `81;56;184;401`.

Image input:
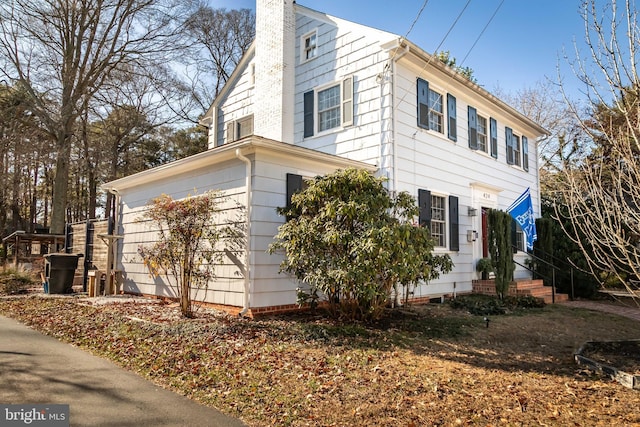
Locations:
507;188;537;251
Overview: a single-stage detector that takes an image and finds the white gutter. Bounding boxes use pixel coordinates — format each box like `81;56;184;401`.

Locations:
235;148;252;317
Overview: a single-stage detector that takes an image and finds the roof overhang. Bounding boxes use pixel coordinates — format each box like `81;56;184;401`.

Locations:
382;38;550;138
102;137;378;193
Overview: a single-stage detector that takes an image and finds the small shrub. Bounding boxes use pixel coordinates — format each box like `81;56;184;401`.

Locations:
449;294;545;315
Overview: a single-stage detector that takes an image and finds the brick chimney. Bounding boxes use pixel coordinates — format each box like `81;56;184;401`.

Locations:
254;0;296;143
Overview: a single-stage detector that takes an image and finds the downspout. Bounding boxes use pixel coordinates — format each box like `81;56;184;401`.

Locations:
389;42;410;195
388;43;409;306
235;149;252;317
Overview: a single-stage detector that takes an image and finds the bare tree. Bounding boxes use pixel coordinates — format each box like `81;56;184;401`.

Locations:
181;5;255;117
555;0;640;298
0;0;186;234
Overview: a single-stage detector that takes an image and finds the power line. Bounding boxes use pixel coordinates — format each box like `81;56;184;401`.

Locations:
402;0;430;43
432;0;472;58
395;0;472;109
459;0;505;68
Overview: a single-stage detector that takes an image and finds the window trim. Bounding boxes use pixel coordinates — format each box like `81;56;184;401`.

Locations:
506;127;527;169
417;78;446;136
430;193;447;248
317;83;341;132
419;189;458;251
428;88;444;134
304;76;354;138
477;114;488;153
513;134;522;167
506;127;514;165
300;29;318;63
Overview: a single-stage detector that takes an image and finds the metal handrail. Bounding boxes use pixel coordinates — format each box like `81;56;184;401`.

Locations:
527;248;575;300
513;257;557;303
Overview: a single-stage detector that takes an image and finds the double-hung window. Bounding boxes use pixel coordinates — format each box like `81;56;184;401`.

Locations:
418;189;459;251
430;194;447;247
477;115;488;153
428;90;444;133
513;134;521;167
417;78;447;136
468;106;488;153
318;85;341;132
301;30;317;62
506;128;529;170
303;77;354;137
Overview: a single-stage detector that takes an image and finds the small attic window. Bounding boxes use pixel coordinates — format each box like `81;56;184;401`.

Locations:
301;30;317;63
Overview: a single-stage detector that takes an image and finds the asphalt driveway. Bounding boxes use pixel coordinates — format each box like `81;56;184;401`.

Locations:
0;315;246;427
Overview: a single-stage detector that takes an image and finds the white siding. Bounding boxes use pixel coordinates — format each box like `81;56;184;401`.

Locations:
213;57;256;148
116;160;248;306
293;12;395;167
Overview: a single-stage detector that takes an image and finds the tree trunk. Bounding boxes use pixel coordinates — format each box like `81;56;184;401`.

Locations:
50;130;72;235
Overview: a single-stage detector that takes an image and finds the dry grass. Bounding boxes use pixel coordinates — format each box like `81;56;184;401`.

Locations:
1;295;639;426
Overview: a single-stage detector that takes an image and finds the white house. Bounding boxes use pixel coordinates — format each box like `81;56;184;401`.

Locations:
103;0;547;316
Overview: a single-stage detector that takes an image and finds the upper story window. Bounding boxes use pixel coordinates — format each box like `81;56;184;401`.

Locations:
428;89;444;133
505;127;529;171
301;30;317;62
417;78;454;139
303;76;354;137
318;85;341;132
513;134;521;167
477;115;488;152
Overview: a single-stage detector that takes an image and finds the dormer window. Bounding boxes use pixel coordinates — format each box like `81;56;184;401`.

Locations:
301;30;317;62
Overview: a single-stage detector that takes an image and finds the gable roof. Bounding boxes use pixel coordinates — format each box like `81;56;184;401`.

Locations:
200;2;547;137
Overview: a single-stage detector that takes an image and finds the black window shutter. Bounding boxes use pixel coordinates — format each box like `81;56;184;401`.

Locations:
303;91;314;138
511;218;518;254
506;127;514;165
418;189;431;227
449;195;459;251
490;117;498;158
286;173;303;209
522;136;529;171
447;93;457;141
468;106;478;150
417;78;429;129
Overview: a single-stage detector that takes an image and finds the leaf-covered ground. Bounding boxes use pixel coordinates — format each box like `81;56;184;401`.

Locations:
1;295;640;426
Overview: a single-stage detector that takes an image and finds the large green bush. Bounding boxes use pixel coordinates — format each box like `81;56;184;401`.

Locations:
269;168;453;322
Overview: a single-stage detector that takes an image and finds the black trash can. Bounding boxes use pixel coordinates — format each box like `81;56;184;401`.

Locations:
44;253;84;294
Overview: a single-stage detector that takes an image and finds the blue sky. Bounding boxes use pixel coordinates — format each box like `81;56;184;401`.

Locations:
208;0;588;98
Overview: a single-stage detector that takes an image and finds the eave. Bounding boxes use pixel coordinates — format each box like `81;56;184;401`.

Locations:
382;39;550;138
102;137;377;193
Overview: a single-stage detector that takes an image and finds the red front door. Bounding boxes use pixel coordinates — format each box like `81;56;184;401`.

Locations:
481;207;489;258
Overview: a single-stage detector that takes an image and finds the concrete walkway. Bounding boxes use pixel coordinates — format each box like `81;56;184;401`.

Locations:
561;300;640;322
0;315;246;427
